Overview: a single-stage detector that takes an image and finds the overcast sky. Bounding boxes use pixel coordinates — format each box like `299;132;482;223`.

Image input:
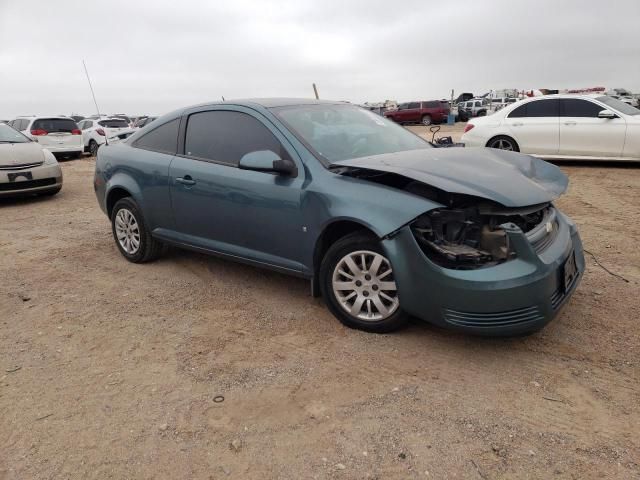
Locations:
1;0;639;118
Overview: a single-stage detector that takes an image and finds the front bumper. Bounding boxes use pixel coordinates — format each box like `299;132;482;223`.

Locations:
383;209;585;336
0;163;63;197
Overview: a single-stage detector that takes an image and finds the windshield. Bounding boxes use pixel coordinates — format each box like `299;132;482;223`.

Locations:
274;104;431;163
597;96;640;115
98;119;129;128
0;123;30;143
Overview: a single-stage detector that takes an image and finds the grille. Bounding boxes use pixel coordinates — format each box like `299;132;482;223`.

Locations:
0;161;44;171
551;289;564;310
0;178;56;191
443;305;544;328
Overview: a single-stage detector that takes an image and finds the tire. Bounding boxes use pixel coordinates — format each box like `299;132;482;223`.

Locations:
111;197;164;263
41;187;61;197
89;140;99;157
486;135;520;152
421;115;432;126
319;231;408;333
477;110;487;117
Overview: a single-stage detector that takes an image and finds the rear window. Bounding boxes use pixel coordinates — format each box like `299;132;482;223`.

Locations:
98;119;129;128
32;118;78;133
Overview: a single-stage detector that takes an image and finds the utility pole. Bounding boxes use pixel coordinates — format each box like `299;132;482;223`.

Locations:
312;83;319;100
82;60;101;117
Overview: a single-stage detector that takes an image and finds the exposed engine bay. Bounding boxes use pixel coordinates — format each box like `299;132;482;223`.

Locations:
335;167;556;269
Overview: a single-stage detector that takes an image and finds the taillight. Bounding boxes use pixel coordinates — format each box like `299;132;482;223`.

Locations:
71;129;81;135
96;128;105;136
463;123;475;133
31;129;48;136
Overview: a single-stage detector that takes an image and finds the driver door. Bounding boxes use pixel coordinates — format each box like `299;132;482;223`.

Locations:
558;98;626;158
168;107;307;273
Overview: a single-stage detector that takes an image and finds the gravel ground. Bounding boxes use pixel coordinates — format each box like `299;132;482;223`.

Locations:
1;131;639;479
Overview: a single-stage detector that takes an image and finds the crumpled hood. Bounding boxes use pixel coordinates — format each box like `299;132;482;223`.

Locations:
0;142;45;167
331;147;568;207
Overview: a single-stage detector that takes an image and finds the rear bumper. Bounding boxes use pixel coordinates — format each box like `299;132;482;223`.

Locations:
0;163;63;197
383;209;584;336
41;143;83;154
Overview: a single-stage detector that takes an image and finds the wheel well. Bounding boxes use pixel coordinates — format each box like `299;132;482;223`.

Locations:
106;187;132;218
311;220;376;297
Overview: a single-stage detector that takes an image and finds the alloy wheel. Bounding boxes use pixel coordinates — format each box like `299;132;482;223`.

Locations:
490;138;515;150
332;250;399;321
114;208;141;254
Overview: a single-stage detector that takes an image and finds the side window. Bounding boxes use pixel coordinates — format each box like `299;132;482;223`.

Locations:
524;99;559;117
560;99;604;117
132;119;180;154
184;110;290;166
475;101;482;107
20;119;29;131
86;121;93;129
509;104;527;118
407;102;420;109
509;99;559;118
78;121;86;129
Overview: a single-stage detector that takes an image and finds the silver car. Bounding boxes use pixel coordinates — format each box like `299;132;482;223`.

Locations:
0;123;62;197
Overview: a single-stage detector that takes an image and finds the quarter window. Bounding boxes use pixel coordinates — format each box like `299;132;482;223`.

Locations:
184;111;290;166
560;99;604;117
133;118;180;155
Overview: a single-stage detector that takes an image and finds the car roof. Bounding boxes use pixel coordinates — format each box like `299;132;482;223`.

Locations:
186;98;347;109
15;115;74;120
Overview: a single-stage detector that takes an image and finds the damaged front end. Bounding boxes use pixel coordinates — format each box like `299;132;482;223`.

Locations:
411;203;557;270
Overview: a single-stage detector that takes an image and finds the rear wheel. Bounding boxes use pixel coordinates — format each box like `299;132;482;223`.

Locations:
487;135;519;152
89;140;99;156
320;232;408;333
421;115;432;126
111;197;165;263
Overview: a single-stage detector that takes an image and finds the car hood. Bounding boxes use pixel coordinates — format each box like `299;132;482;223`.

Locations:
331;147;568;207
0;142;45;167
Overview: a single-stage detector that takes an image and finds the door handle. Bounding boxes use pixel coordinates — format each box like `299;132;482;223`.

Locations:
564;121;576;126
512;122;523;127
176;175;196;186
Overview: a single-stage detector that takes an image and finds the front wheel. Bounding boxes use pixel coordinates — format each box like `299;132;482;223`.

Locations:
111;197;165;263
421;115;432;126
320;232;408;333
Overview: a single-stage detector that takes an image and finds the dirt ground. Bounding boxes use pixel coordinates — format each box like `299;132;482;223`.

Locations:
1;128;639;479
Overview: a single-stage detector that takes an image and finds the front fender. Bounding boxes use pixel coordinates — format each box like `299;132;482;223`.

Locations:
305;174;443;239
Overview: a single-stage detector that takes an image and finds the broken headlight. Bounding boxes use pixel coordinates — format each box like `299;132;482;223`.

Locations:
411;209;516;269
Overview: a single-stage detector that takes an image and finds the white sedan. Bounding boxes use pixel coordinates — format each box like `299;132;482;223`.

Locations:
462;94;640;161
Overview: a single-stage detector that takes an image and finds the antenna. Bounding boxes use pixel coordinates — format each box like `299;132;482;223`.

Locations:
312;83;319;99
82;60;101;117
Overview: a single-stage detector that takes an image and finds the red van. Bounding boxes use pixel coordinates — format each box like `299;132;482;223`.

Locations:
384;100;450;126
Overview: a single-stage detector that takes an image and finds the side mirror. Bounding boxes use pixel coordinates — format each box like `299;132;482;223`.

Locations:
598;109;616;119
238;150;297;176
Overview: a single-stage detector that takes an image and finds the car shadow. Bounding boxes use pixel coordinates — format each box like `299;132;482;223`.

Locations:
160;246;537;348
